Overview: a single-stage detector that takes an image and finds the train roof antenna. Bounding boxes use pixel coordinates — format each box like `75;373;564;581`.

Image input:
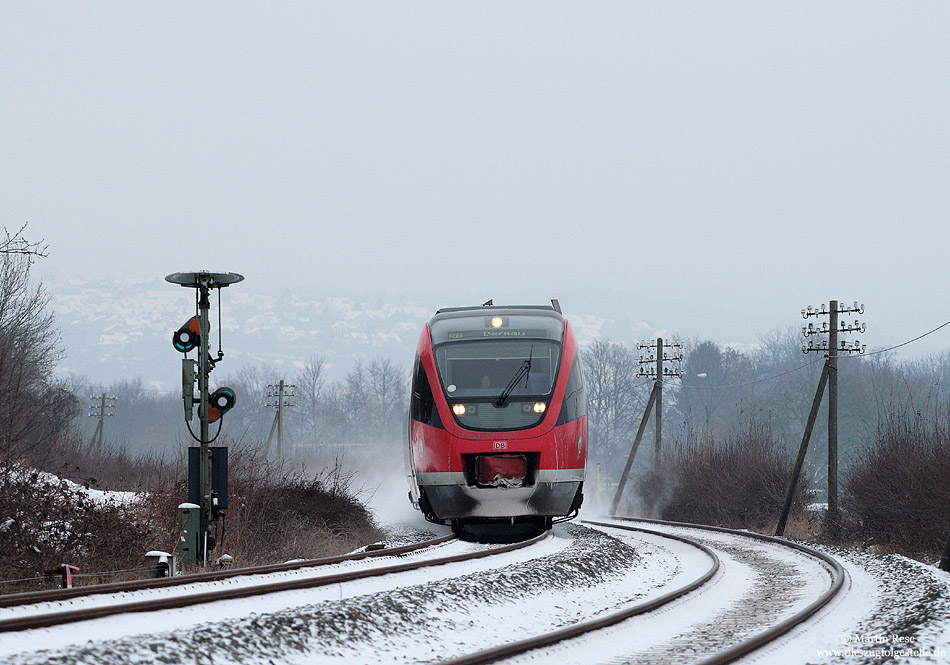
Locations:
482;299;493;306
551;299;561;314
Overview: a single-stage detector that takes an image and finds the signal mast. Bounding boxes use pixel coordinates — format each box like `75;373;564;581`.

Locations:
166;270;243;567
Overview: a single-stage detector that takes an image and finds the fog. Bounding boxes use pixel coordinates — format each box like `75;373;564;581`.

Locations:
2;3;948;365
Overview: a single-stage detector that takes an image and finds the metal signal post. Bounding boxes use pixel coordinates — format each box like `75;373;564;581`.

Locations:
166;271;243;567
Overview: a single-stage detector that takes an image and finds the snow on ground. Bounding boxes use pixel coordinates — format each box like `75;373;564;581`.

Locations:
11;467;141;506
588;522;950;665
0;525;648;664
2;518;949;664
54;475;140;506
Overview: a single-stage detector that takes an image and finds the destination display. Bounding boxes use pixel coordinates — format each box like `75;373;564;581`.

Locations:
445;329;550;340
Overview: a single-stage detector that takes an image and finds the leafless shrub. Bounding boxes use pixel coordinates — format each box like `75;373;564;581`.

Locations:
220;438;382;565
0;247;74;464
0;459;158;593
633;420;811;532
843;412;950;558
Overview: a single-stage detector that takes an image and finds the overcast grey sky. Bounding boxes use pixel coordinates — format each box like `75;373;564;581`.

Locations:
3;3;949;358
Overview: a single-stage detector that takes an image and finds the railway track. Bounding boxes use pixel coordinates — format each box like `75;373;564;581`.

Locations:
1;518;850;664
0;533;455;610
445;517;846;665
0;531;547;633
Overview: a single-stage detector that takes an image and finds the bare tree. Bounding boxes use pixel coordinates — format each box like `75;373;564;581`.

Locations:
0;251;76;462
293;354;327;443
340;357;406;445
582;339;646;476
0;224;48;262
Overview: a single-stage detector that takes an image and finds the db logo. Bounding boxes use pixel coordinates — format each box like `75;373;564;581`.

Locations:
493;441;508;450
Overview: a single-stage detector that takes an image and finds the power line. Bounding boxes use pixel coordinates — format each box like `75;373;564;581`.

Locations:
845;318;950;359
678;316;950;391
678;356;826;391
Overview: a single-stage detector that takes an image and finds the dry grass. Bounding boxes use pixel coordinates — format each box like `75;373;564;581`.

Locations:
632;420;812;533
0;435;382;593
843;413;950;559
219;440;383;565
0;461;160;593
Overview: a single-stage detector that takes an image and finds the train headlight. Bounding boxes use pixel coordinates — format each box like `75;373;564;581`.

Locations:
491;317;504;328
533;402;546;414
453;404;466;416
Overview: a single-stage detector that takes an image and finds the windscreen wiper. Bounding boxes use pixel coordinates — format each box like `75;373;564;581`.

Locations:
495;347;533;408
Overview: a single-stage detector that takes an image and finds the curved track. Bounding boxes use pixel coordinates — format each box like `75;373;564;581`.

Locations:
442;521;720;665
0;532;548;633
0;519;849;664
444;517;846;665
0;534;455;610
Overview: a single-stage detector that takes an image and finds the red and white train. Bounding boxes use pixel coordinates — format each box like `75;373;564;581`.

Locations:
406;302;588;532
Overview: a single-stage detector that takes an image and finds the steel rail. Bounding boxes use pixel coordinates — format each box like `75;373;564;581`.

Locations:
0;532;548;633
0;534;456;609
610;516;847;665
441;521;720;665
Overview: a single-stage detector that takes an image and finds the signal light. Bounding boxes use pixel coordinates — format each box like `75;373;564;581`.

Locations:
173;317;200;353
208;387;236;422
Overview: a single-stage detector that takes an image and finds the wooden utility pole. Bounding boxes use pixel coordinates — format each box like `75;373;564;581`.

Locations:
655;338;663;463
636;337;682;465
610;338;683;514
88;393;115;447
266;380;295;460
796;300;866;535
827;300;839;522
278;380;286;460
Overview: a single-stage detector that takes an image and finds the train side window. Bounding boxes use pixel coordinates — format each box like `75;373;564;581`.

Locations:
556;356;587;425
411;357;443;429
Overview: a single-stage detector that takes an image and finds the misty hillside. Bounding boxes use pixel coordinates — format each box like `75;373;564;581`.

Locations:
47;277;629;387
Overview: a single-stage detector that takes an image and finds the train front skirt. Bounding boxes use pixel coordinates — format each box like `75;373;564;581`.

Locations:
417;469;584;520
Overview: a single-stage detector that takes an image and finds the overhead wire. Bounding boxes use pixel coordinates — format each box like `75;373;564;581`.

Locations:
673;317;950;391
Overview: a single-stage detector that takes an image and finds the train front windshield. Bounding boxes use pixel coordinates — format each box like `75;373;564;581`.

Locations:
428;311;565;429
434;340;561;399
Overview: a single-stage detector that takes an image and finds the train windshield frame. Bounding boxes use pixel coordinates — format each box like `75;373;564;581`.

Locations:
428;310;565;431
433;339;562;400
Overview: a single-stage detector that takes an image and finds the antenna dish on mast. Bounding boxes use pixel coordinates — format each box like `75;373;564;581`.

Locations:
165;271;244;288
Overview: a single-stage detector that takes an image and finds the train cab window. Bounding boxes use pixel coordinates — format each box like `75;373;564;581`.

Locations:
434;340;561;399
557;355;587;425
410;356;443;429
